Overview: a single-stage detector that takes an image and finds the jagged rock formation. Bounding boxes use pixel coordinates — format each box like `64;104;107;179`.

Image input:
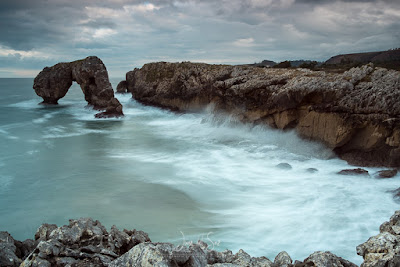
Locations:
33;56;123;118
0;232;35;267
357;210;400;267
116;80;128;93
1;217;362;267
16;218;150;266
5;212;400;266
126;62;400;167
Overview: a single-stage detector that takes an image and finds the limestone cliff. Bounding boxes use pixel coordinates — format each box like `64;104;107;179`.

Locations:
126;62;400;167
33;56;123;118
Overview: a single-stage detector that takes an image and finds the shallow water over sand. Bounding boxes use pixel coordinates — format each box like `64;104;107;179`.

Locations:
0;78;398;264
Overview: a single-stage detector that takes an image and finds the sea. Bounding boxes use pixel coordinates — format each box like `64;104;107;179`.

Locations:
0;78;398;265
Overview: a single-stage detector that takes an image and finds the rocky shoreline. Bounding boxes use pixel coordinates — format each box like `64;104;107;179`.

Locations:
32;57;400;167
1;211;400;266
122;62;400;167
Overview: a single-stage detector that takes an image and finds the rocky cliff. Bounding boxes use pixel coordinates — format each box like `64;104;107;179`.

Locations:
33;56;123;118
325;49;400;67
2;211;400;266
125;62;400;167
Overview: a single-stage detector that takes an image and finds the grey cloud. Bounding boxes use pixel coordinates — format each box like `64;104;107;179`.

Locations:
0;0;399;77
79;19;117;29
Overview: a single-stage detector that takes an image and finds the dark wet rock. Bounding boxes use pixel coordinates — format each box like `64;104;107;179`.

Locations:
206;249;235;264
229;249;273;267
33;56;123;118
390;187;400;202
21;218;151;267
338;168;369;176
34;223;57;241
0;232;21;267
109;242;208;266
3;212;400;267
276;163;292;170
377;169;398;178
357;210;400;267
116;80;128;93
14;239;36;260
274;251;292;267
306;168;318;173
126;62;400;167
294;251;358;267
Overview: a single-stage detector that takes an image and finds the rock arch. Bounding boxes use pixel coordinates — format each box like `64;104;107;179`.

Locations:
33;56;123;118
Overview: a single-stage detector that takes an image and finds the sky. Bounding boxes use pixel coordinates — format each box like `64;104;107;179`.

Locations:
0;0;399;78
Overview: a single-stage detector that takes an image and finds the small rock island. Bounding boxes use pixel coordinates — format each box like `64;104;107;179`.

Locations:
33;56;123;118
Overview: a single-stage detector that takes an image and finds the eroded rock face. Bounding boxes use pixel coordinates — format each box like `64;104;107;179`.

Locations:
126;62;400;167
357;210;400;267
0;232;22;267
295;251;358;267
338;168;370;176
116;80;128;93
274;251;292;267
377;169;398;179
21;214;400;266
21;218;150;267
0;232;35;267
33;56;123;118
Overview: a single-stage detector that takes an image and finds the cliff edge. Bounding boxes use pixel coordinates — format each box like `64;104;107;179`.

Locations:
125;62;400;167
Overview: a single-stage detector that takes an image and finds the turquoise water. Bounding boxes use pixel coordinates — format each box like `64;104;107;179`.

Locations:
0;78;398;264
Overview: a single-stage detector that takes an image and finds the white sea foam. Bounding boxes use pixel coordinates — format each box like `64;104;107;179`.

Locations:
7;99;41;109
1;81;398;265
0;127;20;140
32;113;57;124
42;124;111;139
107;107;398;264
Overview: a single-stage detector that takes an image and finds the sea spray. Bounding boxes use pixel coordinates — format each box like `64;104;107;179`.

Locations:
0;78;397;265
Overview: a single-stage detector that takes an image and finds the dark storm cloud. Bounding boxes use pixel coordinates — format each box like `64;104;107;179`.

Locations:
0;0;399;77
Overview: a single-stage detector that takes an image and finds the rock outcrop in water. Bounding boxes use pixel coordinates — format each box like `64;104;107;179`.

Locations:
33;56;123;118
126;62;400;167
3;211;400;266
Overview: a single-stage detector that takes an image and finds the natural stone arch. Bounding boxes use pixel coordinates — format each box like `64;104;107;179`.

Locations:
33;56;123;118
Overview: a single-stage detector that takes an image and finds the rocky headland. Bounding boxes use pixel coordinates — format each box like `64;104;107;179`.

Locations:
33;56;123;118
2;211;400;266
123;62;400;167
325;49;400;70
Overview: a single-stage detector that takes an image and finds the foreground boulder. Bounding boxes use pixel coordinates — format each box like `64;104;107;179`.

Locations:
357;210;400;267
0;232;35;267
338;168;369;176
21;218;150;266
10;211;400;266
126;62;400;167
33;56;123;118
295;251;358;267
1;216;368;267
376;169;398;179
